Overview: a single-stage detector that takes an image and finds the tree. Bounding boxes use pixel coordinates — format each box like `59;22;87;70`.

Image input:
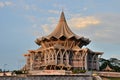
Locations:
99;58;120;72
109;58;119;66
99;60;111;71
0;69;2;72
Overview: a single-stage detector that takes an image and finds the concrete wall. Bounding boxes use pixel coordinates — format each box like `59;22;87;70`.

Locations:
29;70;66;75
0;75;92;80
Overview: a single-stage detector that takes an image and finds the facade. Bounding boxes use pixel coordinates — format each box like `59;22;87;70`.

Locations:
23;12;103;71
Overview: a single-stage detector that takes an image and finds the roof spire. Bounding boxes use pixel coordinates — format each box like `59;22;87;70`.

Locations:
35;11;90;45
59;11;66;22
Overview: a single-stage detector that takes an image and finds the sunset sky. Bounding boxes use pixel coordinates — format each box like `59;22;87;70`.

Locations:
0;0;120;70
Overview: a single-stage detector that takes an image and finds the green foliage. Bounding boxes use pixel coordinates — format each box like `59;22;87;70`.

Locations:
79;70;86;73
72;69;86;74
99;58;120;72
100;61;107;70
13;70;22;74
112;66;120;72
0;69;2;72
12;70;28;74
102;77;120;80
72;69;79;73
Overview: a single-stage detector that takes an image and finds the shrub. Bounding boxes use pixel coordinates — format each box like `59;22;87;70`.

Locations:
79;70;86;73
72;69;86;74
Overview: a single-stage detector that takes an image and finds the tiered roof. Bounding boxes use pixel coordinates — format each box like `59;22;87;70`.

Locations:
35;11;90;45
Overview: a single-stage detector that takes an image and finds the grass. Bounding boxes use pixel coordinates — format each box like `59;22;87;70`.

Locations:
102;77;120;80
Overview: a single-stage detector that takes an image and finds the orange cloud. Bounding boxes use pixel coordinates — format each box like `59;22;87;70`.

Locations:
68;16;100;28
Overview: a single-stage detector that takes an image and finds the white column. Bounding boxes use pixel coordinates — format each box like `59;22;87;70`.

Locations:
96;55;102;71
96;55;99;70
66;53;69;65
85;53;88;70
60;50;63;64
55;50;58;64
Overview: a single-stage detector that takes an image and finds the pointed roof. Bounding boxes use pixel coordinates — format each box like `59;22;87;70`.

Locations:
47;11;77;39
103;65;112;71
35;11;90;45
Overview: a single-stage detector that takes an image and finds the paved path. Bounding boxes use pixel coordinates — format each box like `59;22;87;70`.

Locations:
98;71;120;77
94;76;102;80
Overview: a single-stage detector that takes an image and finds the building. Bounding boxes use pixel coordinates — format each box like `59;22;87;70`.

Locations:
23;11;103;71
103;65;113;71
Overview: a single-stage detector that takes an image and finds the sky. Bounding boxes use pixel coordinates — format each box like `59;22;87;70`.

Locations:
0;0;120;70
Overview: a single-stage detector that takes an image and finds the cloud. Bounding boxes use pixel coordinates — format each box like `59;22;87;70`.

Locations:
47;17;57;23
0;1;14;8
62;13;120;44
41;24;51;34
83;7;88;11
24;4;30;10
48;10;59;14
5;1;14;6
110;54;120;59
68;16;100;28
38;14;100;37
53;3;68;11
23;4;38;11
93;28;120;44
26;15;38;23
32;30;41;37
39;17;57;35
53;3;64;9
0;2;4;8
29;12;120;44
86;14;120;44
